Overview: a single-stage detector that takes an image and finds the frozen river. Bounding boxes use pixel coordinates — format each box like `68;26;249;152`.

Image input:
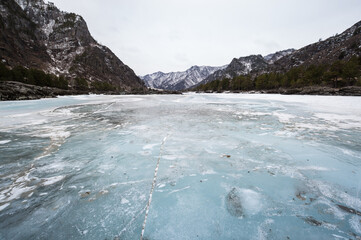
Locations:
0;93;361;239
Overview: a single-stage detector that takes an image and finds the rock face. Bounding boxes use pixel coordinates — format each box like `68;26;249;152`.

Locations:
199;55;269;86
0;0;50;70
0;0;145;91
141;65;226;90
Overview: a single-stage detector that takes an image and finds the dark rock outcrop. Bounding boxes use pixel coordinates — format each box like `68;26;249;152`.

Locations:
0;81;82;100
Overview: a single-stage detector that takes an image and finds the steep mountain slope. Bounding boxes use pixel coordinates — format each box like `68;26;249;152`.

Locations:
0;0;144;91
141;65;226;90
272;21;361;71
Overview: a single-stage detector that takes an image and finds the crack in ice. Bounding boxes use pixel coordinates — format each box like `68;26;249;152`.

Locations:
140;135;169;240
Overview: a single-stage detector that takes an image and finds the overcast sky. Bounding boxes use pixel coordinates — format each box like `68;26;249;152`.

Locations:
50;0;361;76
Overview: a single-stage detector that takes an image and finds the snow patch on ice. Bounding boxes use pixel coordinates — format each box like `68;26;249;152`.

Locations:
238;188;263;215
332;234;349;240
273;112;296;123
350;215;361;235
0;140;11;145
0;169;36;203
311;180;361;210
162;155;177;160
121;198;129;204
201;169;217;175
297;166;333;171
35;125;71;140
338;147;361;159
157;183;166;188
294;122;339;131
168;186;190;195
41;175;65;186
0;203;10;212
143;143;158;150
315;113;361;130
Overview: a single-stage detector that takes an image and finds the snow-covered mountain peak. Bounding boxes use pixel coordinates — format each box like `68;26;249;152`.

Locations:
141;65;227;90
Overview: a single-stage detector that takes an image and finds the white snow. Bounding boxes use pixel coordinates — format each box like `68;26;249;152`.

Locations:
350;215;361;235
0;203;10;212
121;198;130;204
14;0;27;10
0;140;11;145
43;19;55;38
238;188;263;215
41;176;65;186
242;61;252;73
168;186;191;195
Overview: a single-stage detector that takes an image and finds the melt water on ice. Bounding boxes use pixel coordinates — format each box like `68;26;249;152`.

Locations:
0;94;361;239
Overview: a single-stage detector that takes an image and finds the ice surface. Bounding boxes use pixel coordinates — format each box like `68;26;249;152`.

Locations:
0;93;361;239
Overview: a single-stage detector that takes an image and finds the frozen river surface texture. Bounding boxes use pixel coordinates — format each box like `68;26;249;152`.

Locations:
0;94;361;240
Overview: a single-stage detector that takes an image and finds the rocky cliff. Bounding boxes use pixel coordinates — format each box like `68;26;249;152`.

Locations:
0;0;145;91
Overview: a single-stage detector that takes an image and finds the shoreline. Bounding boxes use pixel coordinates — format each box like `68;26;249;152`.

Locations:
2;81;361;101
194;86;361;97
0;81;180;101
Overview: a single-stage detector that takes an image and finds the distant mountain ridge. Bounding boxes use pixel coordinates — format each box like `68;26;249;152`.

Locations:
142;49;296;90
141;65;226;90
0;0;145;91
199;49;296;87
